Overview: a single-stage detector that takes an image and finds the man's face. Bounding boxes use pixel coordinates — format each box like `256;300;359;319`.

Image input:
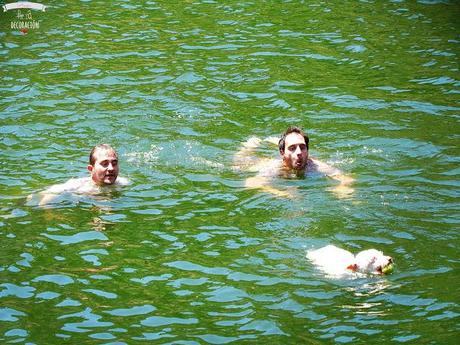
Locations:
88;149;119;185
282;132;308;171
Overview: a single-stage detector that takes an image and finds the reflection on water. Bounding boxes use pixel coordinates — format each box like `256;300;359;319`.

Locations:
1;0;459;344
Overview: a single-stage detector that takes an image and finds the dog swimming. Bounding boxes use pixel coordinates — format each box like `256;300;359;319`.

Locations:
307;245;394;277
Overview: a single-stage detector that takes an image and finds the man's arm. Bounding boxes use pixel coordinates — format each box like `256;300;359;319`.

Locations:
35;182;68;206
37;192;59;206
245;175;294;198
26;188;60;207
32;179;77;206
310;158;355;198
233;136;282;169
234;137;295;198
233;137;262;171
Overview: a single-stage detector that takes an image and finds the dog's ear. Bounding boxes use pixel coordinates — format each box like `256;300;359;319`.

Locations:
347;264;358;271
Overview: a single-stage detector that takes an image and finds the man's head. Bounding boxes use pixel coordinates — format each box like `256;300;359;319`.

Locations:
88;144;119;185
278;126;309;171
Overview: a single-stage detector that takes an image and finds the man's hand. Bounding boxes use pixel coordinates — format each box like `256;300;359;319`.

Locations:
329;175;355;199
330;184;354;199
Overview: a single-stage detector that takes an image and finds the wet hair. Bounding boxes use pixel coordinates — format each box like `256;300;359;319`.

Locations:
89;144;117;165
278;126;309;154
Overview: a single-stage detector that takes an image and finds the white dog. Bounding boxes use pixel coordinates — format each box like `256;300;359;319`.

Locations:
307;245;394;277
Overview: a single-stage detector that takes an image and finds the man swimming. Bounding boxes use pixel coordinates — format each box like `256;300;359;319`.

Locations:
36;144;128;205
234;126;354;198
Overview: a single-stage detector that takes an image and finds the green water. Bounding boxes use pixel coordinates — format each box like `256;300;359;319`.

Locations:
1;0;459;344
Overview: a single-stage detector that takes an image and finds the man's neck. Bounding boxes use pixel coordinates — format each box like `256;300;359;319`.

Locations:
280;163;307;178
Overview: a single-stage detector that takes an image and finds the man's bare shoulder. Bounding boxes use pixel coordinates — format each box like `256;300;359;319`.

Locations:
250;157;341;178
43;176;129;195
32;176;130;207
44;177;93;194
252;158;282;176
308;157;341;176
115;176;130;186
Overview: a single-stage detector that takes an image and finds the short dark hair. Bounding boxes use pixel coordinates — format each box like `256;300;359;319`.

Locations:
278;126;309;153
89;144;117;165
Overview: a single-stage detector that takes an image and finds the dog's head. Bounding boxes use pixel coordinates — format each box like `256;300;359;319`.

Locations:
347;249;393;275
